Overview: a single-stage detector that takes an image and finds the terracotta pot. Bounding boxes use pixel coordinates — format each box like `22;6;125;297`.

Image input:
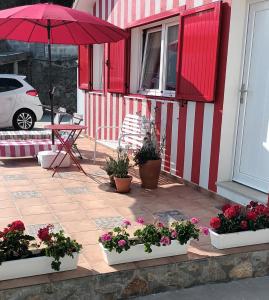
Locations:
114;176;132;193
139;159;161;189
109;175;116;188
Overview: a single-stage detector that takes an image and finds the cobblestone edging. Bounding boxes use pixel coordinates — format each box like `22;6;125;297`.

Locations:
0;249;268;300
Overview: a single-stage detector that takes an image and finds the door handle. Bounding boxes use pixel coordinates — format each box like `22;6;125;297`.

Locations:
240;83;248;103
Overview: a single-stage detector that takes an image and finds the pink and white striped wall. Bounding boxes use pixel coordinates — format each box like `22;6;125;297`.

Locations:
83;0;232;193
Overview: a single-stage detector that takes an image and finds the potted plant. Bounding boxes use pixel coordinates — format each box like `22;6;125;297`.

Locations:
134;123;164;189
113;151;132;193
104;156;117;187
99;217;207;265
0;221;82;281
209;201;269;249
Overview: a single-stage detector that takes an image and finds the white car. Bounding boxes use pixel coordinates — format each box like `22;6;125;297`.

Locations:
0;74;43;130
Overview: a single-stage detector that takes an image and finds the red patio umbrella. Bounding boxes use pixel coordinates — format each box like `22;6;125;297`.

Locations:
0;2;128;143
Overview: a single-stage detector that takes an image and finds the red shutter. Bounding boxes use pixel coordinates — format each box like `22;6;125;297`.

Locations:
107;36;129;94
176;2;221;102
78;45;92;90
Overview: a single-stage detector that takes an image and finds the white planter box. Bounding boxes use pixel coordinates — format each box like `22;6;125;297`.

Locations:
209;228;269;249
100;240;189;265
0;253;79;281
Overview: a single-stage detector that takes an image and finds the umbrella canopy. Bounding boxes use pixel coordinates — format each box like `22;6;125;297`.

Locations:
0;3;128;44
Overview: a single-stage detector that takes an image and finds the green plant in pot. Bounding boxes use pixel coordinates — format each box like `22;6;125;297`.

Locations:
114;151;132;193
104;156;117;187
134;122;164;189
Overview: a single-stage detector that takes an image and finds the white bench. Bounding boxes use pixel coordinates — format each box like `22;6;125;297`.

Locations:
94;114;149;162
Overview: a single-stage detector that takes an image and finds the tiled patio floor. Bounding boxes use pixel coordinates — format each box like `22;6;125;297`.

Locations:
0;136;268;291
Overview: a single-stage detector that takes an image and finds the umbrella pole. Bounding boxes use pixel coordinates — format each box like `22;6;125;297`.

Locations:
47;20;55;145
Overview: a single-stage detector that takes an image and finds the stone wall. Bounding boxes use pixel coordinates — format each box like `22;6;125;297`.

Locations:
0;249;268;299
0;0;78;112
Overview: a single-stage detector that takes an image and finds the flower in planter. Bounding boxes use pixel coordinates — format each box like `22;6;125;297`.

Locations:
101;233;112;242
118;239;127;247
99;217;202;254
0;220;35;265
136;217;145;225
122;219;131;228
9;220;25;231
210;201;269;234
171;230;178;239
222;203;231;213
0;220;82;272
37;225;82;271
160;236;171;246
200;227;209;236
190;217;199;224
37;224;53;242
99;226;131;253
210;217;221;230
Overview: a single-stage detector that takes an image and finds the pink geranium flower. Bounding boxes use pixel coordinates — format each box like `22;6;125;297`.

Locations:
171;230;177;239
122;219;131;227
157;222;164;228
136;217;145;225
160;236;171;246
118;239;127;247
101;233;112;242
190;217;199;224
200;227;209;236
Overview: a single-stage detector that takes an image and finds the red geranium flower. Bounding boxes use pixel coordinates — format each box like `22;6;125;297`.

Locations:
210;217;221;229
222;204;231;213
254;204;269;216
3;227;10;235
240;220;248;230
37;225;53;242
246;211;257;221
224;206;238;219
9;220;25;231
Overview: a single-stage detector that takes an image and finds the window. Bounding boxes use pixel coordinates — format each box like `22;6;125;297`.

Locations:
92;44;104;91
139;22;178;97
0;78;23;93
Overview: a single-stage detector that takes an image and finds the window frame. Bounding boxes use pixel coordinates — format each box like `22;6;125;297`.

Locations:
92;43;105;92
132;16;179;98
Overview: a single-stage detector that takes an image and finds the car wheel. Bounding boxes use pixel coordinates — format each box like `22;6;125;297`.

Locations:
13;110;35;130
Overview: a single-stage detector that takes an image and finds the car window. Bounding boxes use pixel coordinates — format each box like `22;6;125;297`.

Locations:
0;78;23;93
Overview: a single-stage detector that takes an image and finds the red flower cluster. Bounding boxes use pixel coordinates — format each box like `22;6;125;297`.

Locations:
0;220;25;238
37;224;54;242
210;201;269;234
210;217;221;230
9;220;25;231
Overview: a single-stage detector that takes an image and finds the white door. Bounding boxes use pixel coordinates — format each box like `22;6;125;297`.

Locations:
234;1;269;193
